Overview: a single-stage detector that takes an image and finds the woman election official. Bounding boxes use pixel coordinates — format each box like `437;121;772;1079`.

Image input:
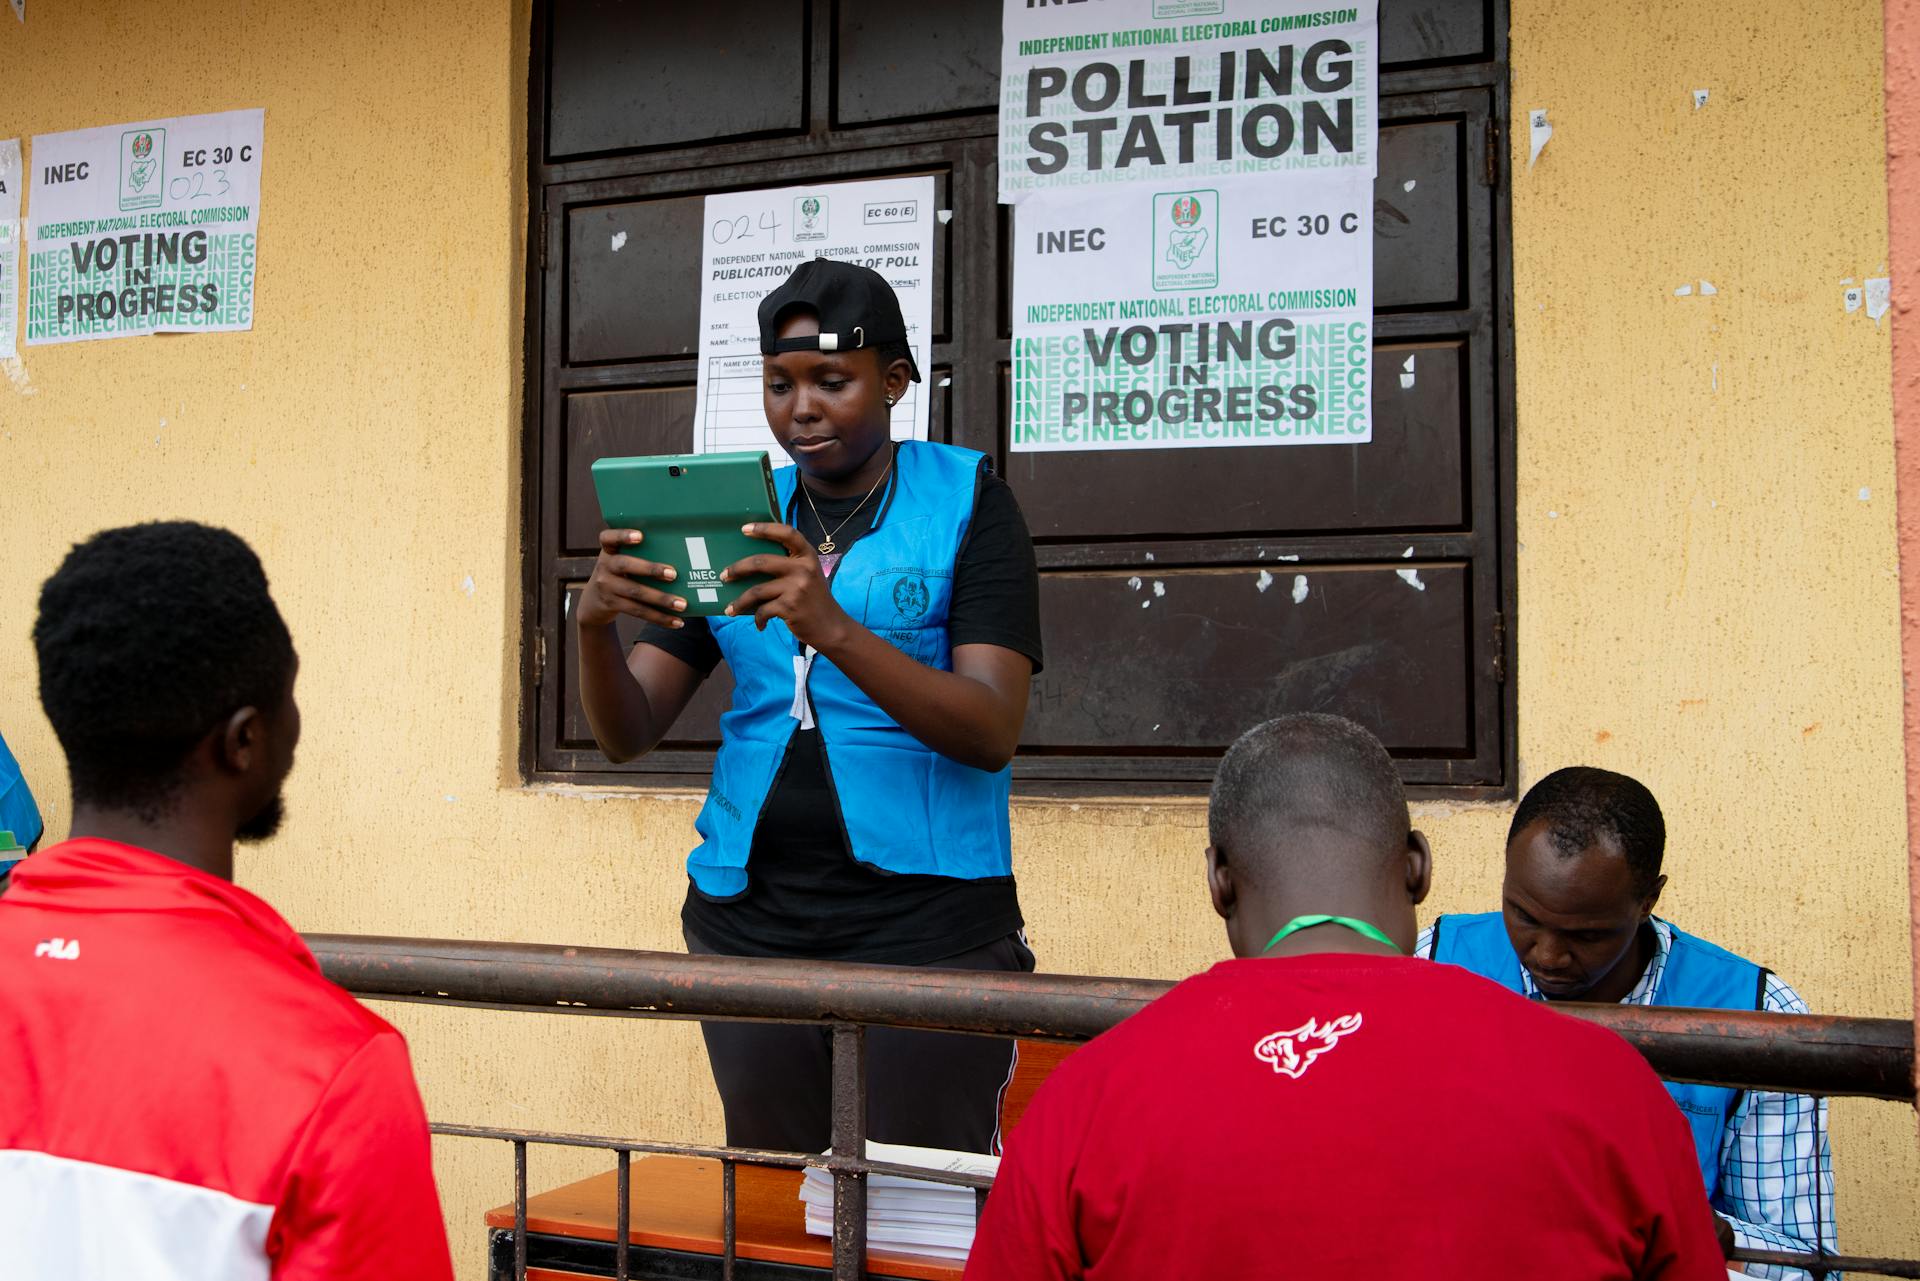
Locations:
575;259;1043;1155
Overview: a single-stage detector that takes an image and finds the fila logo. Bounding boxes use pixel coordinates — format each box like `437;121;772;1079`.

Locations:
1253;1013;1362;1079
34;937;80;960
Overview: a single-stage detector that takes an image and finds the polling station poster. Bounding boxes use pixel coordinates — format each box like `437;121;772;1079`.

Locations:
25;108;263;345
999;0;1377;201
0;138;20;358
692;175;936;455
1010;173;1371;452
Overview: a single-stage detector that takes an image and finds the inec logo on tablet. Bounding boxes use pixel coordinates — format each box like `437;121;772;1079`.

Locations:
1153;189;1218;292
794;194;828;243
685;536;722;605
119;128;165;212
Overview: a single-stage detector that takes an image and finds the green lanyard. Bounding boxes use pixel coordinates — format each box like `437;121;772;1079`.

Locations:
1262;914;1401;956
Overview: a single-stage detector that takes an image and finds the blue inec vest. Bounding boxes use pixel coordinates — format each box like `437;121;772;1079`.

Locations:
0;728;42;854
1429;911;1765;1202
687;441;1013;899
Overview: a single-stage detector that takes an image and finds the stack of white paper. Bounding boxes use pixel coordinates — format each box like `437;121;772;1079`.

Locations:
800;1140;999;1263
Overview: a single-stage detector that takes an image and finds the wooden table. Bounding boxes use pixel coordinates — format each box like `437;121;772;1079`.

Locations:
485;1155;965;1280
484;1042;1074;1279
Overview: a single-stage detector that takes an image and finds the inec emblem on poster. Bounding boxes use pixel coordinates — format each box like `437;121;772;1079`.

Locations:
794;194;828;243
119;129;164;212
1154;190;1217;291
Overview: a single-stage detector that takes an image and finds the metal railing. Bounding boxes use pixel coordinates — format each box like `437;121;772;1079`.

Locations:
310;934;1920;1281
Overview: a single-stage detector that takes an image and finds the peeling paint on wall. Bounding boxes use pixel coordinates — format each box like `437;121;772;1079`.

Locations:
1527;108;1552;165
2;357;33;396
1866;276;1891;322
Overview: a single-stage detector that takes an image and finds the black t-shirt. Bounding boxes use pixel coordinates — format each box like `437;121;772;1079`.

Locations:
638;454;1043;964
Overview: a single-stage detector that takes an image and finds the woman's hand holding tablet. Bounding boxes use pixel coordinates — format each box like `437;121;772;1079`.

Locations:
720;522;854;648
577;529;687;630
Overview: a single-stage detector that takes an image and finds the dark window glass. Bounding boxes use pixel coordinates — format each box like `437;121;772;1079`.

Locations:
547;0;807;158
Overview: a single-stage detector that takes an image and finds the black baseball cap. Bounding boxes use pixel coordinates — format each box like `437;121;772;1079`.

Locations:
757;258;921;383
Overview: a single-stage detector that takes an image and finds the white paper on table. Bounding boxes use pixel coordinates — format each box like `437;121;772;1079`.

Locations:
861;1140;1000;1177
800;1140;996;1259
798;1184;978;1221
692;175;936;456
801;1213;974;1262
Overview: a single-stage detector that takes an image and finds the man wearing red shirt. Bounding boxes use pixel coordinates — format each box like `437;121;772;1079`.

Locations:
0;522;454;1281
967;713;1725;1281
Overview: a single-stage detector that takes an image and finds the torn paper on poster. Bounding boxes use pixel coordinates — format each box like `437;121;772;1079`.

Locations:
1866;276;1891;323
0;138;20;358
26;108;263;345
692;175;936;454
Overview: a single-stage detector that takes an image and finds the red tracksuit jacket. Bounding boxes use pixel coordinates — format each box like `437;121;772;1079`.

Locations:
0;838;455;1280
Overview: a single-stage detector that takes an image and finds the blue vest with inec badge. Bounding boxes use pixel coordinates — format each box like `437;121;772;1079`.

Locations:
1429;911;1764;1203
688;440;1013;899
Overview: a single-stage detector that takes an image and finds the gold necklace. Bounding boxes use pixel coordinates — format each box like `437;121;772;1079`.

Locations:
801;453;894;555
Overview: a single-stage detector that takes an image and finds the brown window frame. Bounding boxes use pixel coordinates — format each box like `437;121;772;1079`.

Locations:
518;0;1518;799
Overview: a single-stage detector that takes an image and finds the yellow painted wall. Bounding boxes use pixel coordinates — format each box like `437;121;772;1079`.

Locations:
0;0;1908;1271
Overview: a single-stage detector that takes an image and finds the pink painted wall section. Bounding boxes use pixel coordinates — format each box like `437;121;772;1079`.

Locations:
1888;0;1920;1108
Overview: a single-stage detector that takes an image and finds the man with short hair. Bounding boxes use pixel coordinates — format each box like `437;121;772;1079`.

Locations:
0;521;454;1281
967;714;1723;1280
1419;767;1836;1277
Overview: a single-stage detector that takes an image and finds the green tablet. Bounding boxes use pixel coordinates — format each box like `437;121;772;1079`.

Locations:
590;451;781;617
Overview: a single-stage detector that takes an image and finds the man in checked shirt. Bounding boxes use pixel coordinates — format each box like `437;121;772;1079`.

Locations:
1420;767;1837;1278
